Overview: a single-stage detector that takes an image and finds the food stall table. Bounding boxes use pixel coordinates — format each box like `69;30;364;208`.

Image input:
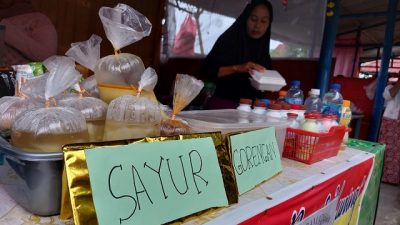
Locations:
0;147;377;225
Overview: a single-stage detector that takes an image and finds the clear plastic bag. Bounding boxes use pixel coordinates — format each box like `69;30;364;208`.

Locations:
19;73;48;102
43;56;82;101
161;74;204;136
0;96;39;131
11;57;89;152
95;3;152;88
65;34;102;72
138;67;158;95
0;75;48;131
80;76;99;98
95;53;145;86
98;3;151;51
11;107;89;152
103;95;161;141
59;93;108;142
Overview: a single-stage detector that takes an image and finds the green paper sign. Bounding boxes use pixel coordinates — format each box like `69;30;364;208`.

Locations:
85;138;228;225
230;127;282;194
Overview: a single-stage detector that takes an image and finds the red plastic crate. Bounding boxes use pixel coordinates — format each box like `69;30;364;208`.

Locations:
282;126;347;164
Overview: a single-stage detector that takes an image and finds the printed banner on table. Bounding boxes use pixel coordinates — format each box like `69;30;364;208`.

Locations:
85;137;228;225
298;197;338;225
239;157;373;225
229;127;282;195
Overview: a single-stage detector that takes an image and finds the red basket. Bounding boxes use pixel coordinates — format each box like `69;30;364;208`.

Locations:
282;126;347;164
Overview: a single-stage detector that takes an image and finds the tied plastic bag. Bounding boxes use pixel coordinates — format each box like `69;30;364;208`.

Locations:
59;85;108;142
172;14;197;57
137;67;158;95
11;56;89;152
103;67;161;141
0;77;42;131
66;35;103;97
161;74;204;136
19;73;48;102
65;34;102;72
95;3;152;87
103;95;161;141
80;76;99;98
43;56;82;101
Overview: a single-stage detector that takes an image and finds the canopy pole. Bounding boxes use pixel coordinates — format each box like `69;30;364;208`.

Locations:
368;0;399;141
317;0;341;96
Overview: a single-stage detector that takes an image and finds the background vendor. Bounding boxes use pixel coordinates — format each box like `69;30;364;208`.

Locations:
200;0;273;109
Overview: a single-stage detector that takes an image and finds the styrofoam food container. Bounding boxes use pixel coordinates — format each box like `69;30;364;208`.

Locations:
249;70;286;91
179;109;288;156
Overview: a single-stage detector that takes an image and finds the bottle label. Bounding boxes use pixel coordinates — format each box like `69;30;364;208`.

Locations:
321;103;342;120
340;108;352;126
286;98;303;105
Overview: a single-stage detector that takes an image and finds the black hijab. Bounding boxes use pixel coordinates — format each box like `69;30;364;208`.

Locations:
201;0;273;101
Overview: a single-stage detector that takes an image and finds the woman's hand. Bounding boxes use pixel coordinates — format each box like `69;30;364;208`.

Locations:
234;61;266;73
218;61;266;78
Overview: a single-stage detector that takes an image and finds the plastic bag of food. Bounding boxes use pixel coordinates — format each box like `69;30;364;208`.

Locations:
19;73;48;102
80;76;99;97
0;75;47;132
94;3;152;102
103;67;160;141
11;56;89;152
103;95;161;141
160;74;204;136
59;85;108;142
66;34;102;72
66;35;103;97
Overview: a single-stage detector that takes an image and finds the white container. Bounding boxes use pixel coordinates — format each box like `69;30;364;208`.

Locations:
252;100;267;115
237;98;252;112
249;70;286;91
266;109;283;122
179;109;288;156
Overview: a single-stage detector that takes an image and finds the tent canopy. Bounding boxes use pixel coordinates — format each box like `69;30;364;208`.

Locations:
178;0;400;59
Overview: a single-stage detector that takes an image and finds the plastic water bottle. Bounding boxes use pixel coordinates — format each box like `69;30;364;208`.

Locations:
287;113;300;128
304;89;322;113
285;80;304;105
321;83;343;119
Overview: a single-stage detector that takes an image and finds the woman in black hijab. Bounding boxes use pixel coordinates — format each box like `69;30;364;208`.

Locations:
201;0;273;109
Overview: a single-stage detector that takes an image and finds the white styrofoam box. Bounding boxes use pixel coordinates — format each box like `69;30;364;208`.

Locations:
250;70;286;91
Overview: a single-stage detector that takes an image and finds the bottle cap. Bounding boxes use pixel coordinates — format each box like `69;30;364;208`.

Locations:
287;113;298;118
259;98;270;106
278;90;287;97
330;83;341;91
290;104;302;110
254;100;267;108
291;80;301;87
239;98;252;105
305;113;322;119
309;88;320;96
343;100;351;107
